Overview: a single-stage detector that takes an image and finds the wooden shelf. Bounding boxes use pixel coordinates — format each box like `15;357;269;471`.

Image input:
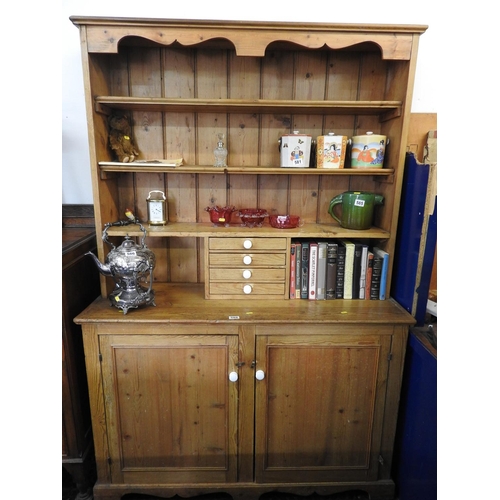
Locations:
105;221;391;239
95;96;402;118
98;162;395;176
75;282;414;325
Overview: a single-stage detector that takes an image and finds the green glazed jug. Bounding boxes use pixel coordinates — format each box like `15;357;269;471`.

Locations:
328;191;384;230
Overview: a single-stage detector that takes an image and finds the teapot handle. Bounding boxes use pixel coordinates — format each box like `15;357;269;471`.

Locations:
102;220;148;248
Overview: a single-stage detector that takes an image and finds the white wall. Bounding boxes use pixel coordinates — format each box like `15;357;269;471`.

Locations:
62;0;441;204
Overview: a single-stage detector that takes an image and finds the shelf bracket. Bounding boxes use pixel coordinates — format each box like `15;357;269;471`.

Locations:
373;174;394;184
380;107;402;122
95;102;112;115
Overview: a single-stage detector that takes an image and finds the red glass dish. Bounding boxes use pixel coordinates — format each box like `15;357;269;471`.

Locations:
237;208;269;227
269;214;302;229
204;205;236;227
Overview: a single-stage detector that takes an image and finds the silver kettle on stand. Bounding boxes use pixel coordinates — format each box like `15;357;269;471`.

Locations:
86;220;156;314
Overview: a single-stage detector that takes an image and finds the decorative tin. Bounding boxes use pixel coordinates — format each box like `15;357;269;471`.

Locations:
316;132;348;168
280;131;312;168
350;131;387;168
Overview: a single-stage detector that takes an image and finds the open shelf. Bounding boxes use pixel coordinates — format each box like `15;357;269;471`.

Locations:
98;162;395;176
104;221;391;239
95;96;402;118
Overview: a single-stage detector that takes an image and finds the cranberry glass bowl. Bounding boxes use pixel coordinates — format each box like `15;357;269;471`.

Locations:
237;208;269;227
204;205;236;227
269;214;301;229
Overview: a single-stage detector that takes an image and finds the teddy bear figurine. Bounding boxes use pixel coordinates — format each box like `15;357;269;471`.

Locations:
108;114;140;162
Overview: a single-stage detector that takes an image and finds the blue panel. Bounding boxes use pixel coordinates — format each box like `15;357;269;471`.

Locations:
391;153;430;315
414;199;437;324
393;331;437;500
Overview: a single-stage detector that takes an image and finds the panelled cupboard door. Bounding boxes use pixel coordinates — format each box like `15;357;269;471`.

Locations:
99;334;239;484
254;330;391;483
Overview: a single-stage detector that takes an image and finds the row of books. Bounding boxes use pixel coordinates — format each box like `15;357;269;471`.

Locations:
289;240;389;300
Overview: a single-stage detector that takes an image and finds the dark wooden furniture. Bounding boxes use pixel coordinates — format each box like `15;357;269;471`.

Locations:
62;205;101;500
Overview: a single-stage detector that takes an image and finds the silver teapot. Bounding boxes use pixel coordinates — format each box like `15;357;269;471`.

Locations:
86;220;156;314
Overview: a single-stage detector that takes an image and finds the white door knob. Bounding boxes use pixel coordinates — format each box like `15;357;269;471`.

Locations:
243;239;253;249
243;284;253;294
229;371;238;382
242;269;252;279
255;369;265;380
243;255;252;265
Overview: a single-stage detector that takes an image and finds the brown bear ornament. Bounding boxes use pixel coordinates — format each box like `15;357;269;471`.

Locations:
108;114;139;162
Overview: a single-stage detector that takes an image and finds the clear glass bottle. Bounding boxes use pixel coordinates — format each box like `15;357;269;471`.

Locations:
213;133;228;167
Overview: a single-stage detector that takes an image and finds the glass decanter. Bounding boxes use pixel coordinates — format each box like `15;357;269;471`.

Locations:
213;133;228;167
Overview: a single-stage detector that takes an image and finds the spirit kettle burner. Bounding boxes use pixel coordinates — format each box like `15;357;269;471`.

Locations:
86;220;156;314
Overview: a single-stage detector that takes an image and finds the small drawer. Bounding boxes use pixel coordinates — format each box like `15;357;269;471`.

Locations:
209;237;287;251
209;282;286;296
210;253;286;267
210;268;286;281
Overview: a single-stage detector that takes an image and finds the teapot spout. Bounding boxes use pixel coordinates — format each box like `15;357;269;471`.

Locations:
86;251;112;276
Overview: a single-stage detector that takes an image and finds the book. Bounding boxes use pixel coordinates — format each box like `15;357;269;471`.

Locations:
308;242;318;299
336;243;346;299
365;251;374;300
373;247;389;300
290;243;296;299
300;241;310;299
294;241;302;299
325;242;338;299
359;244;369;299
316;242;328;300
352;243;363;299
340;240;355;300
370;255;382;300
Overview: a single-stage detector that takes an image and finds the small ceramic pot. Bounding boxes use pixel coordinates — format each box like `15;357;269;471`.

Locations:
279;131;312;168
350;131;387;168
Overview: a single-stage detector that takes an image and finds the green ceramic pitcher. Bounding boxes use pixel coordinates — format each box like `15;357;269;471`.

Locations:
328;191;384;230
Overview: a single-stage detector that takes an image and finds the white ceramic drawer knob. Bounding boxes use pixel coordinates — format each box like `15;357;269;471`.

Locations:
229;371;238;382
243;284;253;294
243;255;252;265
242;269;252;279
243;239;253;249
255;369;265;381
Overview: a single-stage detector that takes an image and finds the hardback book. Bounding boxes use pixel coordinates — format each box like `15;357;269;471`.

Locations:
352;243;363;299
325;242;338;299
365;251;374;300
308;242;318;299
370;255;383;300
336;243;346;299
290;243;296;299
294;241;302;299
373;247;389;300
340;240;355;300
316;242;328;300
359;244;369;299
300;241;310;299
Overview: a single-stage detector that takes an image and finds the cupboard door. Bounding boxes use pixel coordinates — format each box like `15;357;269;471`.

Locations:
99;333;239;484
254;330;391;483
